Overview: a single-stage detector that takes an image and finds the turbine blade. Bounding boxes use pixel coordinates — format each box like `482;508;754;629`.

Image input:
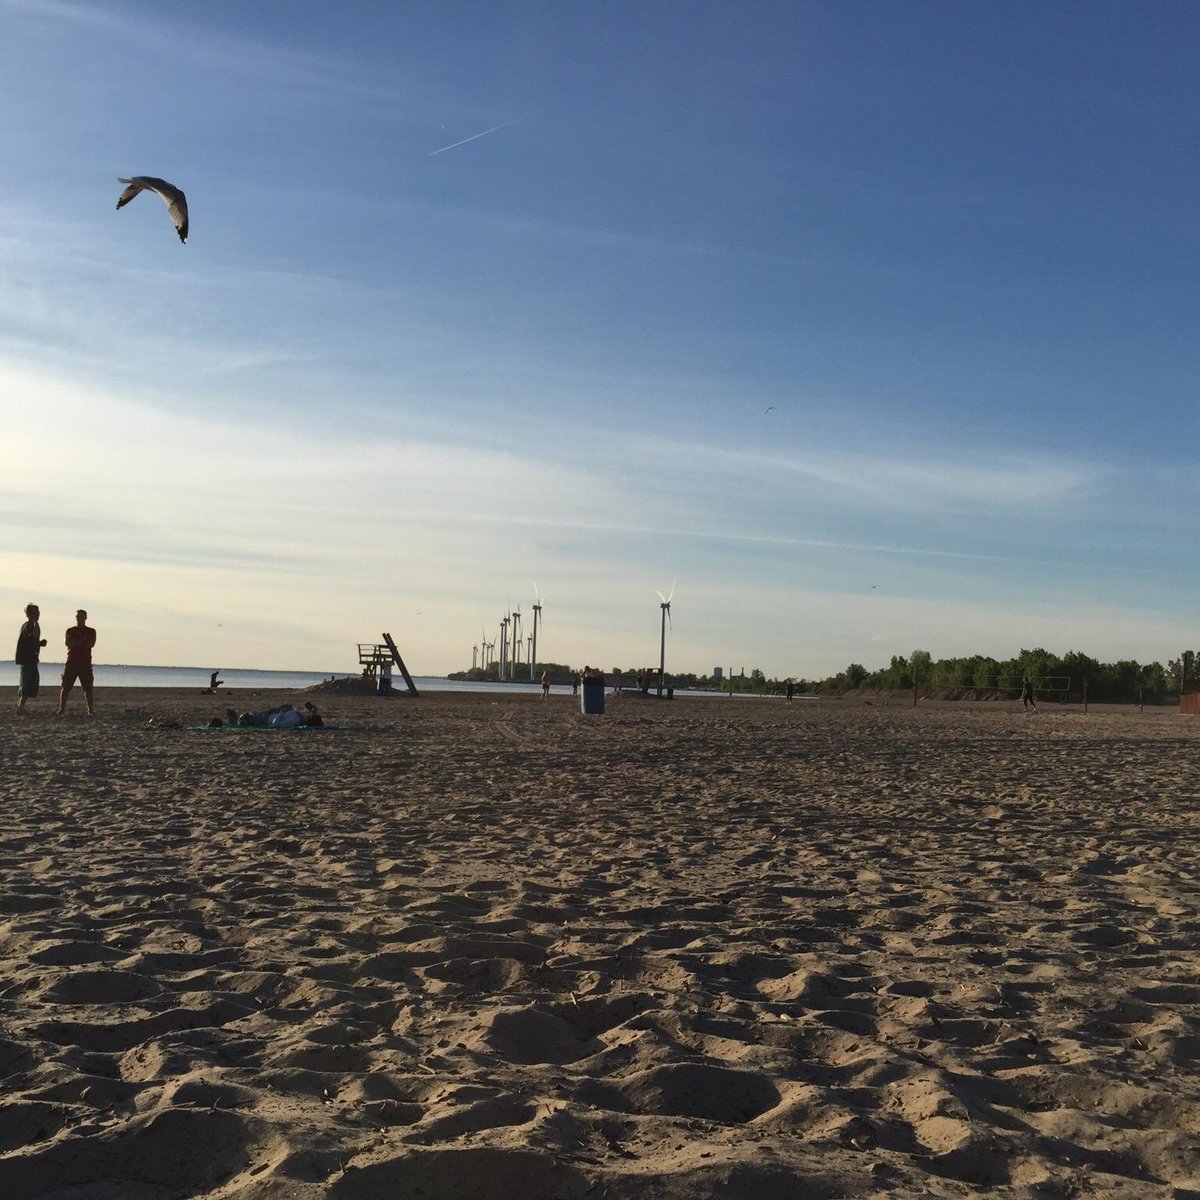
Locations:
655;590;667;603
668;579;677;603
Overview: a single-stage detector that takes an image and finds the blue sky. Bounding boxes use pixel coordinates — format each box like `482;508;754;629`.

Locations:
2;0;1198;675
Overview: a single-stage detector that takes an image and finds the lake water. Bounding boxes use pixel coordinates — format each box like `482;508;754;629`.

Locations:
0;662;799;700
0;663;553;695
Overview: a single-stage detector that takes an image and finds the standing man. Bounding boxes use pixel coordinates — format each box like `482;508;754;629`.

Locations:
785;678;795;704
15;603;47;712
1019;676;1037;713
58;609;97;716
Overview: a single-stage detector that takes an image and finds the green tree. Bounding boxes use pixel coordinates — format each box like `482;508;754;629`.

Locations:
844;663;867;688
1015;648;1059;683
972;658;1001;689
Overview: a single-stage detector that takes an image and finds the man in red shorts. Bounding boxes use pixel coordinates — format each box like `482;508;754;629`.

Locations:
58;609;97;715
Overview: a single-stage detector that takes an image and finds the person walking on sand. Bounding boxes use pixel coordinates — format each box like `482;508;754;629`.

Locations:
785;678;795;704
540;669;550;700
1020;675;1037;713
58;609;96;715
15;603;47;712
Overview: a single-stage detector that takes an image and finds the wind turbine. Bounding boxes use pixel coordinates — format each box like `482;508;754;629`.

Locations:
511;607;522;675
529;584;544;681
471;644;478;671
656;582;676;697
499;614;510;681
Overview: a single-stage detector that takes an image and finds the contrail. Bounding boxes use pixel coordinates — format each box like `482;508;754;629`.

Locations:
428;120;514;157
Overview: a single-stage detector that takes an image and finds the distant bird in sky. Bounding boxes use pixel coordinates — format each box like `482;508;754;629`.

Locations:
116;176;188;243
764;405;776;414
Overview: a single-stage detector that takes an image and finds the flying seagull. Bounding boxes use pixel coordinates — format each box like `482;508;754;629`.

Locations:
116;176;188;243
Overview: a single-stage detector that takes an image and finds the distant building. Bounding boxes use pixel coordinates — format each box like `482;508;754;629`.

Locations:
713;666;724;680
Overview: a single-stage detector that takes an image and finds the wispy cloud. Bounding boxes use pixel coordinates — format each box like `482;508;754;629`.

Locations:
5;0;407;105
0;357;1186;674
626;434;1101;515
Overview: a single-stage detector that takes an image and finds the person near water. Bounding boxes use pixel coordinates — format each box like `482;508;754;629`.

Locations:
15;603;47;712
540;669;550;700
58;609;96;716
209;670;223;691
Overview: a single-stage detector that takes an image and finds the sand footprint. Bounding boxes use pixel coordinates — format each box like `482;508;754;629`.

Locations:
328;1147;591;1200
616;1061;782;1123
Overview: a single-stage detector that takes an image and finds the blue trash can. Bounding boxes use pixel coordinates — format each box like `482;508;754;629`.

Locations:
581;679;605;715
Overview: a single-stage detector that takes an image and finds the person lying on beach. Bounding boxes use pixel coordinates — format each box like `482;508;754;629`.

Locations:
226;702;323;728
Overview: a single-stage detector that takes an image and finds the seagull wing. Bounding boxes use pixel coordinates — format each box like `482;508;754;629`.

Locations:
116;179;145;209
116;175;188;243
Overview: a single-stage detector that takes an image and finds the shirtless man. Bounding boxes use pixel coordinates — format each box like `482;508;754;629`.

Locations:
15;603;47;712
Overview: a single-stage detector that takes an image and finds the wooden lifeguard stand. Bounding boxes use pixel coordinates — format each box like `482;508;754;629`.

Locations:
357;632;419;696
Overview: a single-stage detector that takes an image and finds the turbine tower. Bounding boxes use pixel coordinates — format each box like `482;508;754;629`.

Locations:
471;644;478;671
529;584;544;682
510;607;522;676
656;582;676;697
498;614;510;681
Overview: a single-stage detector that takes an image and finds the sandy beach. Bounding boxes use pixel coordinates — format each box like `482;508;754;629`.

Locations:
1;688;1199;1198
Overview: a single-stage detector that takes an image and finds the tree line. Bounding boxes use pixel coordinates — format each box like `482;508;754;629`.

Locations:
807;648;1194;704
449;648;1197;704
447;663;769;691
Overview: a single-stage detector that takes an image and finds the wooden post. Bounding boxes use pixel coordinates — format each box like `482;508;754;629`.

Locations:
381;632;419;697
1139;687;1144;714
1083;678;1088;714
